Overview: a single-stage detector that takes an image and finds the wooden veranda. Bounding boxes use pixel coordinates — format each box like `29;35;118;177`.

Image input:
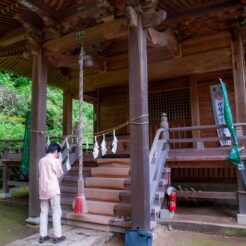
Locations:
0;0;246;232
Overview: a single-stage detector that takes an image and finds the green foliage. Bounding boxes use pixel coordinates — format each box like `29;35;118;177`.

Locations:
0;70;94;142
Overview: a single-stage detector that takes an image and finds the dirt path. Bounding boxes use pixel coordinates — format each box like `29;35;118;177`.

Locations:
0;202;38;246
105;226;246;246
152;226;246;246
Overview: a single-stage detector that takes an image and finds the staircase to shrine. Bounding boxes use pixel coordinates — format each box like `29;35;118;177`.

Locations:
59;157;170;232
52;115;170;232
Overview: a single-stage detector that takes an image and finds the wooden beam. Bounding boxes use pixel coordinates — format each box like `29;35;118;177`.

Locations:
129;15;150;231
125;5;138;28
177;191;237;200
231;29;246;216
167;160;233;168
147;28;179;55
70;48;232;92
28;48;47;219
142;8;167;28
43;18;128;53
63;83;73;135
189;76;204;149
48;53;104;69
18;0;59;19
0;28;28;47
0;43;27;57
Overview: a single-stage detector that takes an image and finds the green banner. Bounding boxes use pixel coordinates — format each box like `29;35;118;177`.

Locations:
220;78;246;188
20;111;31;175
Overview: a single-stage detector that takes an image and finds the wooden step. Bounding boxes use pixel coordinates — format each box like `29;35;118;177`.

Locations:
63;176;77;183
61;196;74;206
97;158;131;167
67;167;92;177
119;190;131;203
60;186;77;194
85;188;121;202
86;200;118;216
85;177;127;189
114;203;131;217
91;167;130;178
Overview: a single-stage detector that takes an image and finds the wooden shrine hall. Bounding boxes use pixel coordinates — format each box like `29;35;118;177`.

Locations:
1;0;246;233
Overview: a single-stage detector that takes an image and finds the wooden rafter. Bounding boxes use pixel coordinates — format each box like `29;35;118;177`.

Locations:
43;18;128;53
68;48;232;93
18;0;59;19
147;28;179;56
0;28;28;47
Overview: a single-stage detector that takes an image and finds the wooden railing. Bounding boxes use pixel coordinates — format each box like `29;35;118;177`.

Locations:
0;139;23;164
168;123;246;150
59;135;78;183
168;122;246;200
149;114;169;212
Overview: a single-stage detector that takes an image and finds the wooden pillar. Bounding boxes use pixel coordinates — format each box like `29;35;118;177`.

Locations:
63;85;73;135
189;76;204;149
2;163;10;196
231;29;246;224
96;89;100;133
128;15;150;231
27;49;47;222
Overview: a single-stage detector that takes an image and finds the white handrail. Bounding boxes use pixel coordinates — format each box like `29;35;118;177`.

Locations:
149;115;169;212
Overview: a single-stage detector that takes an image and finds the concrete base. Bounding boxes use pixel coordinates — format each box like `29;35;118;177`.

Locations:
237;214;246;225
159;219;246;237
160;209;175;220
26;217;40;225
0;193;11;199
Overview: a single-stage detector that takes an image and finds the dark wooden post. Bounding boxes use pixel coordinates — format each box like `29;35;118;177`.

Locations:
231;29;246;225
128;15;150;231
27;48;47;223
63;84;73;135
189;76;204;149
2;162;10;197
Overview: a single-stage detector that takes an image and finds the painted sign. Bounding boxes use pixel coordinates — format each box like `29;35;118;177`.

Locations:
210;84;231;146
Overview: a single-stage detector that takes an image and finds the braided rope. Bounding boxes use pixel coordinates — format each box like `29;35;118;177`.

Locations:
78;47;84;180
94;114;149;137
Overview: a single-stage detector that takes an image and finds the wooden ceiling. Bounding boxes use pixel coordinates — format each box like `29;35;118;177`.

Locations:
0;0;245;94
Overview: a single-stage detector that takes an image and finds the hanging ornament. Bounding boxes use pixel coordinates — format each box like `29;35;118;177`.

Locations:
56;136;61;146
46;136;51;149
86;137;89;150
101;134;107;156
65;152;71;171
111;130;118;154
65;137;70;150
93;136;99;159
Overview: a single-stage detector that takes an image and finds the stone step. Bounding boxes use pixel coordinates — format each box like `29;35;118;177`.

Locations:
67;213;114;225
66;212;131;233
67;218;128;233
85;177;127;190
91;167;130;178
97;158;131;167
